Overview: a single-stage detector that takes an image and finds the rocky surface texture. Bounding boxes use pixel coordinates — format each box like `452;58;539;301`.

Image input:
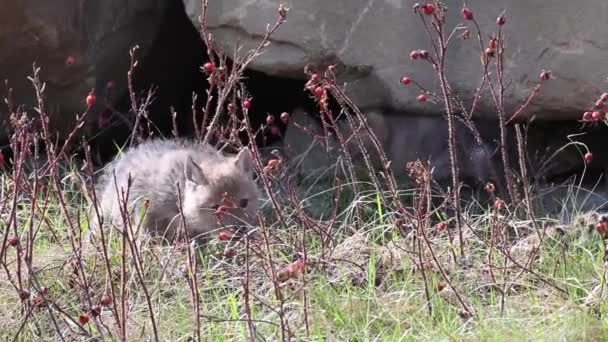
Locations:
2;0;608;192
0;0;204;155
184;0;608;120
0;0;94;138
183;0;608;194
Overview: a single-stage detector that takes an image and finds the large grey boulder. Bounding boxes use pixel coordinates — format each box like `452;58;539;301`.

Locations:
0;0;94;139
0;0;176;142
183;0;608;120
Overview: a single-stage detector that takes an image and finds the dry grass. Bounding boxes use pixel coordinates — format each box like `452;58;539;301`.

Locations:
2;2;608;341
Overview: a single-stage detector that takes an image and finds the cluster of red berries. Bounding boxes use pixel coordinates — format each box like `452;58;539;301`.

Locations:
266;112;290;136
408;50;431;104
19;287;51;309
578;92;608;165
410;50;430;60
305;73;326;99
402;76;428;102
80;295;112;325
581;93;608;123
485;38;499;58
415;3;480;23
266;112;289;126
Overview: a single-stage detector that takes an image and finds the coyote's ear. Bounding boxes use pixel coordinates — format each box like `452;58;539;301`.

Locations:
234;148;253;174
184;156;208;185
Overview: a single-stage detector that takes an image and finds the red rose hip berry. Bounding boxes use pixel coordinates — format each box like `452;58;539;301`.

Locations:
203;62;215;74
65;55;76;66
267;159;280;169
86;93;97;106
401;76;412;85
584;152;593;164
216;205;229;214
79;314;91;325
417;94;427;102
218;231;233;241
462;7;474;20
314;86;325;97
242;99;252;110
496;16;506;26
8;237;19;247
280;112;290;123
422;3;435;15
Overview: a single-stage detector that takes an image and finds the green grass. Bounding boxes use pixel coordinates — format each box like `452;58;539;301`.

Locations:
2;169;608;341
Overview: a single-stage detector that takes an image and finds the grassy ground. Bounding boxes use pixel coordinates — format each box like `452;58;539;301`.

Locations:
5;2;608;340
2;163;608;341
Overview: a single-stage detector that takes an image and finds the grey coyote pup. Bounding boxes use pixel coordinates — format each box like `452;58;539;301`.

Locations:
91;139;261;243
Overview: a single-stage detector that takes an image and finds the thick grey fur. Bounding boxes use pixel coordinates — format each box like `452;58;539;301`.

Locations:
90;139;260;243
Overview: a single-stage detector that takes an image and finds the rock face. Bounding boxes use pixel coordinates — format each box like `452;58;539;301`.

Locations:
0;0;313;165
183;0;608;121
0;0;212;165
2;0;608;192
281;108;501;185
85;0;210;163
0;0;171;141
0;0;94;138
